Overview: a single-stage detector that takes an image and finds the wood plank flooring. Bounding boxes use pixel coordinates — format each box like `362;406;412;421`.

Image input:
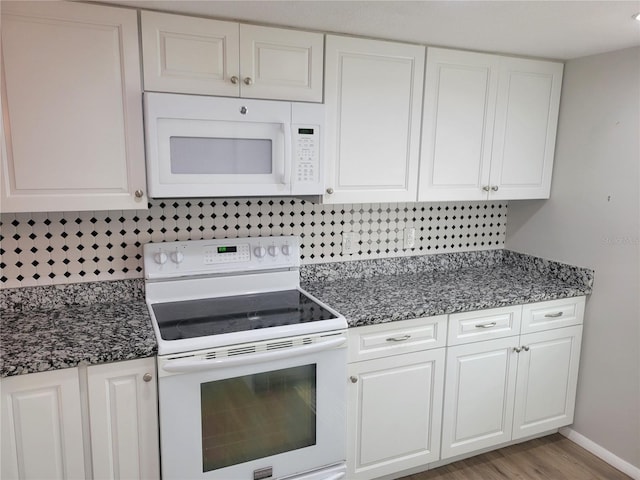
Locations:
399;434;631;480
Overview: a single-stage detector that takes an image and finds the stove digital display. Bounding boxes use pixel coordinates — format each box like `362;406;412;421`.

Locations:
217;246;237;254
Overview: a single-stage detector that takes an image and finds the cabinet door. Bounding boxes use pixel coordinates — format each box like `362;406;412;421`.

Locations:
239;24;323;102
418;48;497;201
347;349;445;480
88;358;160;480
1;369;86;480
441;336;519;460
141;11;240;96
1;1;147;212
488;57;563;200
324;35;424;203
512;325;583;440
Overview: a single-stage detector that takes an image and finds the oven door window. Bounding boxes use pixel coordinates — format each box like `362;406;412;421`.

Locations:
200;364;316;472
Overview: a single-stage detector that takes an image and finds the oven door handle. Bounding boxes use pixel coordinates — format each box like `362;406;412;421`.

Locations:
323;473;346;480
161;337;347;374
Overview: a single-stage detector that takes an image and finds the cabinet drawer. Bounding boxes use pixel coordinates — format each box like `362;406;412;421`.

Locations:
348;315;447;363
521;296;585;334
448;306;522;345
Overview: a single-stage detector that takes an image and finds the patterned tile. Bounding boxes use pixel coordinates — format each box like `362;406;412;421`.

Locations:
0;199;507;288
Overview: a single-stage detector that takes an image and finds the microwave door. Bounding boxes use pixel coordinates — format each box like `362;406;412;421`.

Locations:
150;118;290;198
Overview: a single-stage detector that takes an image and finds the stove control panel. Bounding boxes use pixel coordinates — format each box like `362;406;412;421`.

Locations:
143;236;300;279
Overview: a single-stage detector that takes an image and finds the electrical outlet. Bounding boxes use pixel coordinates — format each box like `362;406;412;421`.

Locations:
342;232;359;255
403;227;416;249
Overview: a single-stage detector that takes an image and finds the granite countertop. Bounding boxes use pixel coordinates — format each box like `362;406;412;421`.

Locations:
301;250;593;327
1;281;155;377
303;264;591;328
0;250;594;378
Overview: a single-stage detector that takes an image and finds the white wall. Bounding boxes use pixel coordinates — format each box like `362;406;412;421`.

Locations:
506;47;640;469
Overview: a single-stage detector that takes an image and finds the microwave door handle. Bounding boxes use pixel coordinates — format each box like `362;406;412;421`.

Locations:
282;123;292;185
161;336;346;374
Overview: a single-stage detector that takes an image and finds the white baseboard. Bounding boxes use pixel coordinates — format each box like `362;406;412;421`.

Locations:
560;427;640;480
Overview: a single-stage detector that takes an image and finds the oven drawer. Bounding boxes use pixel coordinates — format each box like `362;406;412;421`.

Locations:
348;315;447;363
521;296;585;334
447;306;522;345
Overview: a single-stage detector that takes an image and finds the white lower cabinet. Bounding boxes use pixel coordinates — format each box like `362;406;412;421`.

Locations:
88;358;160;480
347;316;446;480
440;297;585;461
441;336;520;458
346;297;585;478
512;325;583;440
1;368;86;480
0;358;159;480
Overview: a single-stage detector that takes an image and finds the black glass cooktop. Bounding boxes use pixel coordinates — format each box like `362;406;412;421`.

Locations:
152;290;337;341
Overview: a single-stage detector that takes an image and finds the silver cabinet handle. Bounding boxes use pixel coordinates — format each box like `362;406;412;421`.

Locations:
134;189;144;198
491;185;499;192
350;376;358;383
230;76;239;85
522;345;530;352
143;373;153;382
475;322;497;329
513;347;522;353
326;187;334;194
386;334;411;342
482;185;490;192
545;311;563;318
244;77;253;85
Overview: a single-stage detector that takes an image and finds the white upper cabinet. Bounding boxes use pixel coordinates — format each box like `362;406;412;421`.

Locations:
141;12;239;97
0;1;147;213
239;24;323;102
141;11;324;102
419;48;563;201
324;35;425;203
489;57;563;200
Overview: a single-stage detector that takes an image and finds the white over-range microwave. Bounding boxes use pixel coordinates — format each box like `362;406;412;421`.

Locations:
144;92;325;198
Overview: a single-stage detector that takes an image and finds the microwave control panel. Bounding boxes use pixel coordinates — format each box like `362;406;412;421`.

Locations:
292;124;320;187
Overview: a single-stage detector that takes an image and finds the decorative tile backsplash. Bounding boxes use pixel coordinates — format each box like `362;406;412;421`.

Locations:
0;198;506;289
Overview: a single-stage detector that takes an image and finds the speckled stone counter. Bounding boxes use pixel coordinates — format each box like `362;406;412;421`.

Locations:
1;250;593;377
1;280;154;377
301;250;593;327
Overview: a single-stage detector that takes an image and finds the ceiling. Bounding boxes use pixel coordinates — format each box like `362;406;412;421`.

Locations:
100;0;640;60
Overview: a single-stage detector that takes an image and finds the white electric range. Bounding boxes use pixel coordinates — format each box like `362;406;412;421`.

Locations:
144;236;347;480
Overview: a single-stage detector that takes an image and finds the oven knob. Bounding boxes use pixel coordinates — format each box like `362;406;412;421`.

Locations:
267;245;278;257
254;246;266;258
281;244;291;256
170;251;184;264
154;252;168;265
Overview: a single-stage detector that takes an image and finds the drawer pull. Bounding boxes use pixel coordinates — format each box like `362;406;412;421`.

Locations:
386;334;411;342
544;312;564;318
475;322;497;329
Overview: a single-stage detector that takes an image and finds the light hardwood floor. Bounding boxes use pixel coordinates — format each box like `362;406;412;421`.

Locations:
399;434;631;480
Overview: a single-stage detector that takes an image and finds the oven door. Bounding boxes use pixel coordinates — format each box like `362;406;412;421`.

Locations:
157;332;347;480
145;93;292;198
